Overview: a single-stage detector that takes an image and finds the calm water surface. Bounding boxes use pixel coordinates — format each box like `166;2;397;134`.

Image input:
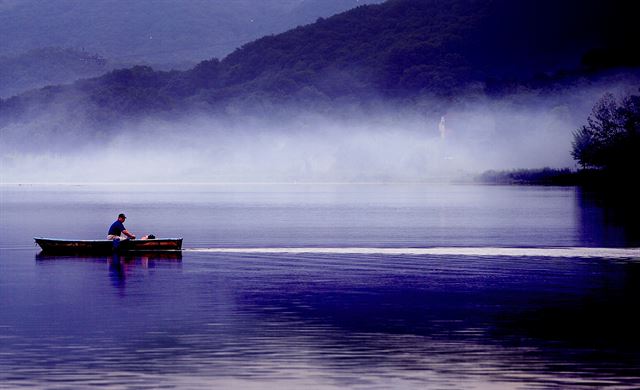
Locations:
1;184;639;389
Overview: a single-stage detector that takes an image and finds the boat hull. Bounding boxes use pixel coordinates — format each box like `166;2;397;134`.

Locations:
35;237;183;254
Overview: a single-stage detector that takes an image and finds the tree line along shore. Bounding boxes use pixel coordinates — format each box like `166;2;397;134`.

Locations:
479;90;639;186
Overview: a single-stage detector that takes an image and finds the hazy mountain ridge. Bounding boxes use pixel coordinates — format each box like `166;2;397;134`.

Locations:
1;0;639;130
0;0;383;64
0;47;113;98
0;46;203;99
0;0;383;98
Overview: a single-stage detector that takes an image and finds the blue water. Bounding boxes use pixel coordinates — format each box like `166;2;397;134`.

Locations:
1;184;639;389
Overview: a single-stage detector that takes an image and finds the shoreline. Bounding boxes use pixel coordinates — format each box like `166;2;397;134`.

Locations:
475;168;633;187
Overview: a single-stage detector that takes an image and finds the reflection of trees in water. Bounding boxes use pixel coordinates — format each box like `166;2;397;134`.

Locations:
576;187;640;247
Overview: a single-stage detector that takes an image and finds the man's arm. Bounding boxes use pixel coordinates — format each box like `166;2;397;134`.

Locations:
122;229;136;239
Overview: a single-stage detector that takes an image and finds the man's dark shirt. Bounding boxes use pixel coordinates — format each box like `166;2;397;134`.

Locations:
108;220;126;236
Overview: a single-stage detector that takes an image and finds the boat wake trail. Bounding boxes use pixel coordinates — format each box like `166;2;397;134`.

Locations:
185;247;640;259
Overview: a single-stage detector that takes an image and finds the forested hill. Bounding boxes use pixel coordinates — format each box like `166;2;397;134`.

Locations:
1;0;638;122
212;0;638;98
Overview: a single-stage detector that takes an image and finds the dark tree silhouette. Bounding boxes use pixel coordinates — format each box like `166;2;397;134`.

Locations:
572;91;640;172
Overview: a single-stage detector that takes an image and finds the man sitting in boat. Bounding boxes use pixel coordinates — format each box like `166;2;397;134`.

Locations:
107;213;136;241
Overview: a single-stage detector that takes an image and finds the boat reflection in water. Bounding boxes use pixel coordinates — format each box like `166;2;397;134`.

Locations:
35;251;182;290
35;251;183;263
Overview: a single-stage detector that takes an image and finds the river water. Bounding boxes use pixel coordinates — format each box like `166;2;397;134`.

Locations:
1;183;638;389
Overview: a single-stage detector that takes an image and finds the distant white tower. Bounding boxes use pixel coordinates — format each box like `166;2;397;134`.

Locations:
439;116;447;139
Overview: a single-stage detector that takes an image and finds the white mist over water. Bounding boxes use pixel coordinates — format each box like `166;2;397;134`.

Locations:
0;107;574;183
1;82;635;183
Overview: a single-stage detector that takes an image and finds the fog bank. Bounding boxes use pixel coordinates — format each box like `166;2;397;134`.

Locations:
3;83;635;183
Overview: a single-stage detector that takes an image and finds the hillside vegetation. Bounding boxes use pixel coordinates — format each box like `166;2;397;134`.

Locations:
1;0;639;124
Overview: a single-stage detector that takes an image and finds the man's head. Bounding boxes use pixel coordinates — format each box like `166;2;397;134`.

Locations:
118;213;127;222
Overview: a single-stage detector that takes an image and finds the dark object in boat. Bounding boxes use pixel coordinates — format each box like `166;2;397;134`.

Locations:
34;237;183;254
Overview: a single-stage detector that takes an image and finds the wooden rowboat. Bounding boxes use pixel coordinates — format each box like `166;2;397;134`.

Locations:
34;237;183;254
